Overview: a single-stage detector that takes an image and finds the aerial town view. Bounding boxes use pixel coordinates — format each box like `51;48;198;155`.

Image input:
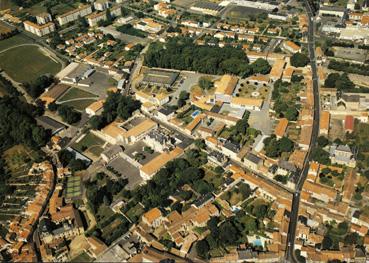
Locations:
1;0;369;262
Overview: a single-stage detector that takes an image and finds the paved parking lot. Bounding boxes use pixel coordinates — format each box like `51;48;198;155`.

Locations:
108;157;143;190
123;141;161;165
248;88;273;135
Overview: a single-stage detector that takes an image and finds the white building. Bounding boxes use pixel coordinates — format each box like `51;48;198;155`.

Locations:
56;5;93;26
94;0;110;11
24;21;55;37
36;12;52;25
87;11;107;27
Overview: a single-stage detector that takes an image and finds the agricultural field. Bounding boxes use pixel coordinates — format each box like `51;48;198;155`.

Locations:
0;145;43;221
0;0;15;10
0;41;62;83
3;145;41;175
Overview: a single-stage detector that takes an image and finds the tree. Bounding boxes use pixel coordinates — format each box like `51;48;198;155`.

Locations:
24;75;54;98
58;105;81;124
144;37;249;76
218;221;239;245
58;149;75;167
48;102;58;112
253;204;268;219
69;159;87;172
0;96;49;149
196;240;210;259
311;147;330;165
322;236;333;249
178;90;189;107
117;95;141;120
279;137;294;152
290;52;309;67
198;77;213;90
335;73;354;90
239;183;251;198
285;107;299;121
214;166;224;175
251;58;271;74
274;174;288;184
194;139;206;150
324;73;340;88
317;136;329;147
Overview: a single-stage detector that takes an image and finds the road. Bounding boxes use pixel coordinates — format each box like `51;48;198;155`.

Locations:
285;1;320;262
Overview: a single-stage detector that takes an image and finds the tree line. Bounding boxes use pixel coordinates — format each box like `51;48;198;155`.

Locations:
328;60;369;76
144;37;272;77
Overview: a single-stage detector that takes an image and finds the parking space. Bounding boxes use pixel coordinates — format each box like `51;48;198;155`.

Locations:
108;157;143;190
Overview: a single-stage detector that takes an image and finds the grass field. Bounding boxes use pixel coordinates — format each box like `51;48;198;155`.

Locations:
72;132;105;157
126;203;145;222
61;99;97;112
0;45;62;83
0;34;31;51
71;251;93;263
58;87;98;102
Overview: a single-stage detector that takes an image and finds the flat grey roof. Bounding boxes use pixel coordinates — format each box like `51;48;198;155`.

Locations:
36;116;66;134
192;1;223;11
142;68;179;86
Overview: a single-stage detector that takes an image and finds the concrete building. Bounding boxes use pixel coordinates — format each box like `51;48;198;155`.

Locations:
23;21;55;37
56;5;93;26
87;11;107;27
282;40;301;54
36;12;52;25
319;6;346;17
329;144;357;168
134;18;162;33
140;147;184;180
94;0;110;11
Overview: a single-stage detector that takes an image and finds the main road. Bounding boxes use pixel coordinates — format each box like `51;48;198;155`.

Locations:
285;1;320;262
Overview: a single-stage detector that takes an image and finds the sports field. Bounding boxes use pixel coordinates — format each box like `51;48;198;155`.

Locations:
65;176;82;199
0;44;62;83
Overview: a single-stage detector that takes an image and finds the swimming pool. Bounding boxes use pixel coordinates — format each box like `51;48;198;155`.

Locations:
191;110;201;118
253;239;263;247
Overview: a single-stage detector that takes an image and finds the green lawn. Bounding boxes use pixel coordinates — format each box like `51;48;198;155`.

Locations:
72;132;105;154
126;203;145;222
0;45;61;83
71;251;93;262
204;168;225;189
58;88;98;102
61;99;97;112
0;34;32;51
